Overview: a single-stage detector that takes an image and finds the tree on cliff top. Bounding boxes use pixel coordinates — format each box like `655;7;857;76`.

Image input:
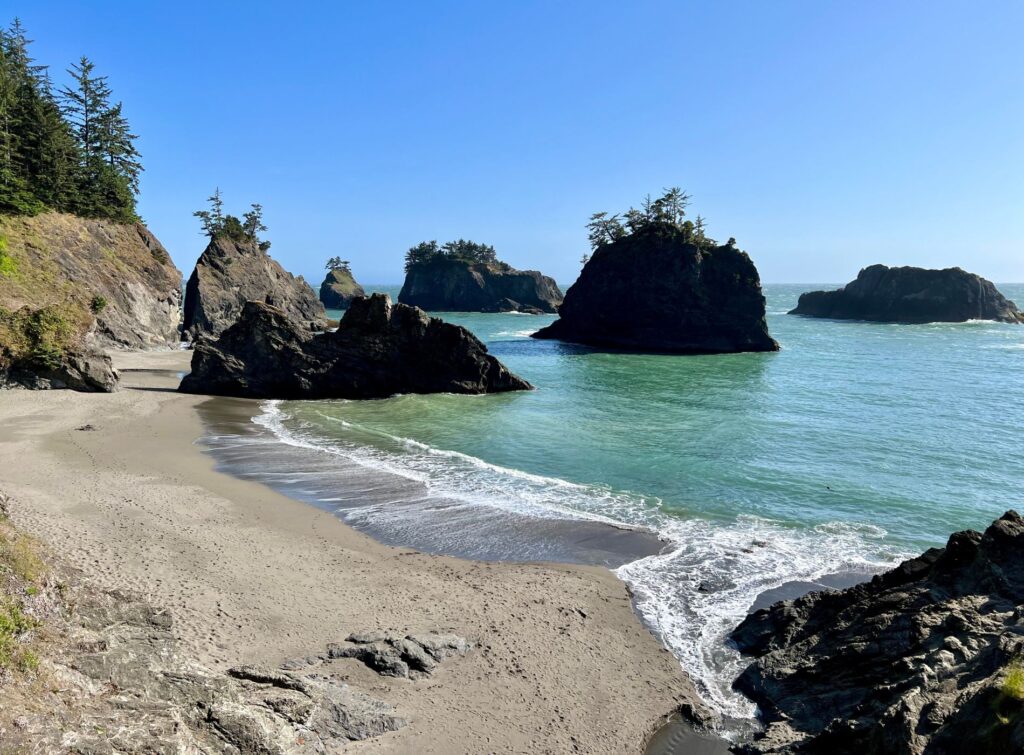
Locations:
586;187;717;252
404;238;502;272
0;20;142;221
194;190;271;252
325;257;351;273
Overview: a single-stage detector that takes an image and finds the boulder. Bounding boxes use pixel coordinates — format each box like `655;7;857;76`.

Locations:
399;257;563;313
319;266;366;309
179;293;532;399
532;228;778;353
790;264;1024;324
182;235;326;339
730;511;1024;754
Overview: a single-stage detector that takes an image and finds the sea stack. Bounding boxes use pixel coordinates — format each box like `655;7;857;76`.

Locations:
183;236;326;340
180;293;532;399
398;240;562;314
790;264;1024;324
533;228;777;354
730;510;1024;754
319;264;365;309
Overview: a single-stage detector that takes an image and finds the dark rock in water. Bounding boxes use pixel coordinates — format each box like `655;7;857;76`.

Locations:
183;236;326;340
532;228;778;354
179;293;532;399
319;266;366;309
400;257;563;314
790;264;1024;324
730;510;1024;754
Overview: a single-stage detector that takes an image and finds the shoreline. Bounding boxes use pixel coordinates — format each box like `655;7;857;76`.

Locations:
0;349;703;753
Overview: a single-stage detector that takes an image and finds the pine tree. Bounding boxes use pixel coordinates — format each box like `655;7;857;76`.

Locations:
193;187;225;237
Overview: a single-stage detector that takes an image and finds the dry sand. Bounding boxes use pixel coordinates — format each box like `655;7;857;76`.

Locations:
0;350;698;754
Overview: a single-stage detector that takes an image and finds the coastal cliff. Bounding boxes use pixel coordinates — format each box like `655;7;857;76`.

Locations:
533;229;778;353
400;256;562;314
320;266;366;309
791;265;1024;324
0;212;182;391
180;293;532;399
183;236;326;339
731;511;1024;754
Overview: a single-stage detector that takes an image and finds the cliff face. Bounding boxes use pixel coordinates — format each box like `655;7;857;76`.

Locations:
0;212;182;349
532;229;778;353
731;511;1024;754
180;294;532;399
319;268;366;309
791;264;1024;324
399;259;563;314
182;236;326;339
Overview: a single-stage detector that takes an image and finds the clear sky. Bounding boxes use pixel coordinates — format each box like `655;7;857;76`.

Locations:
16;1;1024;284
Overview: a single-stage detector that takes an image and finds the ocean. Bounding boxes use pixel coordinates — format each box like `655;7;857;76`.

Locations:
201;282;1024;722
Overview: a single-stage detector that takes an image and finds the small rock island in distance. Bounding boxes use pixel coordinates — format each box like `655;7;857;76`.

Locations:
398;239;562;314
319;257;365;309
790;264;1024;324
533;188;779;354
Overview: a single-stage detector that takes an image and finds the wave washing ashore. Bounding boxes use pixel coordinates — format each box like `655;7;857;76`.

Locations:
200;283;1024;729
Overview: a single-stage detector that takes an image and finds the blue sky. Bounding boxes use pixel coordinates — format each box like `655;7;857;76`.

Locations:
16;1;1024;284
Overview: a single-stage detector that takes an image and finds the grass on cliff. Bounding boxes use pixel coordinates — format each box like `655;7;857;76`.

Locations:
1002;660;1024;702
0;235;17;278
0;303;88;370
0;503;44;674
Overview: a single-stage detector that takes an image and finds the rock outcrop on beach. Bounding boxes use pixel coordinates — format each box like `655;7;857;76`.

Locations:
0;503;406;752
731;510;1024;754
180;293;532;399
319;266;366;309
532;229;778;353
182;235;326;340
790;265;1024;324
399;257;563;314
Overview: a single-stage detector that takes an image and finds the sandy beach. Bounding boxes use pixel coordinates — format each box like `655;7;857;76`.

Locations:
0;350;698;753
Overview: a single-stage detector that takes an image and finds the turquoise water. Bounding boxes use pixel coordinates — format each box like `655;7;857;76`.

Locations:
260;283;1024;718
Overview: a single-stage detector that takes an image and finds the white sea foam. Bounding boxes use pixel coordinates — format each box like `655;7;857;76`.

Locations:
253;400;902;722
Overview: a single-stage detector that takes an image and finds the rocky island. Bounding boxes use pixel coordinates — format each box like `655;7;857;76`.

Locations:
533;189;778;353
183;194;326;340
319;256;366;309
180;293;532;399
790;264;1024;324
731;510;1024;754
399;239;562;313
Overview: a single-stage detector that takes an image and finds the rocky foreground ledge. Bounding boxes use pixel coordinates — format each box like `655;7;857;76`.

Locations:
790;265;1024;324
180;293;532;399
730;511;1024;754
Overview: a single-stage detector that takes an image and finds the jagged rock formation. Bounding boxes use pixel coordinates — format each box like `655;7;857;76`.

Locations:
183;236;326;340
533;230;777;353
790;265;1024;324
0;506;407;752
0;212;181;349
319;267;365;309
399;257;563;314
180;293;532;399
731;511;1024;754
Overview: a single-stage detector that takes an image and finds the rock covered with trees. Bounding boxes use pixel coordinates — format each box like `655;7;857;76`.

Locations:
399;239;563;314
182;190;325;340
179;294;532;399
533;188;778;353
731;510;1024;754
319;257;366;309
790;264;1024;324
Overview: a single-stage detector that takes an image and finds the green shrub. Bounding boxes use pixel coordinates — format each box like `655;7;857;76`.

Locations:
0;236;16;278
90;295;108;313
1003;659;1024;701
